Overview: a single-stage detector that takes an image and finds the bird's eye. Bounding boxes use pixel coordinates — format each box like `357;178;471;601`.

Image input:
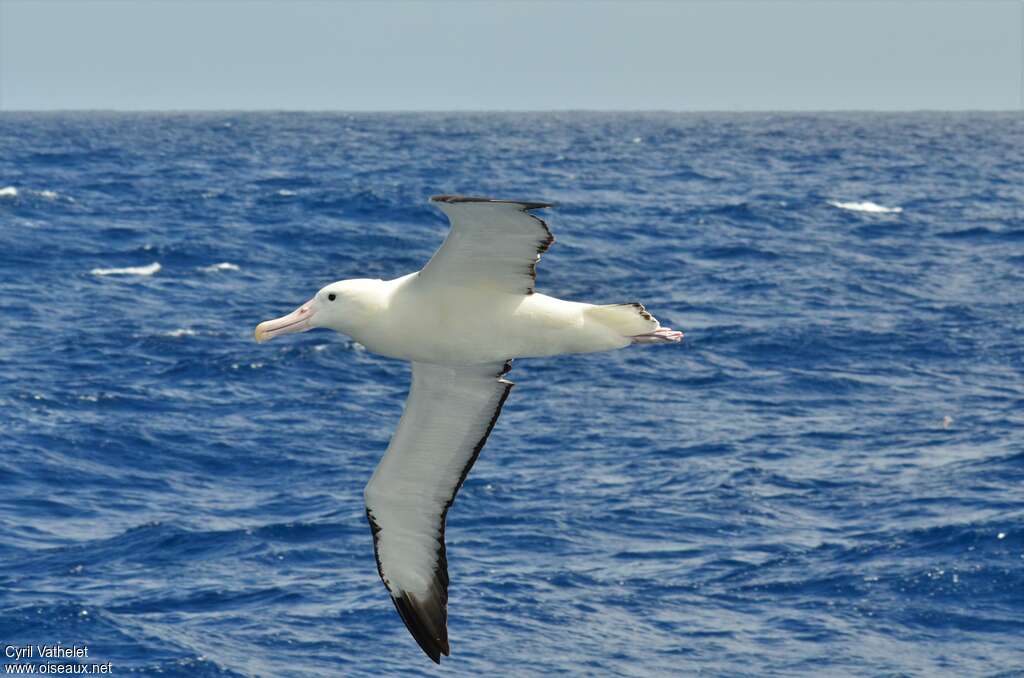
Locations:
328;293;337;301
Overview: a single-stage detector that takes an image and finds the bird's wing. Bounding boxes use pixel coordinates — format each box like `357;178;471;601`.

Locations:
364;360;514;663
418;195;555;295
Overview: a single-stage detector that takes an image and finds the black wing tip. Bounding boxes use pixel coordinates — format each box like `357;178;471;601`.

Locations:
391;590;451;663
618;302;654;321
367;509;451;663
430;194;555;210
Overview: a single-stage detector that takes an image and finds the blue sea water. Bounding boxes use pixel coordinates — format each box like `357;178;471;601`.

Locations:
0;111;1022;677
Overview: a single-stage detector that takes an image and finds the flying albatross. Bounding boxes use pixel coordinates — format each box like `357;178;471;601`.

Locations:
254;195;682;662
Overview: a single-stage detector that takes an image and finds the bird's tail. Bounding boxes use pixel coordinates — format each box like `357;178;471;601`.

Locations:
586;303;683;344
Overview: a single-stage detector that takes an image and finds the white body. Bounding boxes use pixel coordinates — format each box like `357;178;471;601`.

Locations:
341;272;630;365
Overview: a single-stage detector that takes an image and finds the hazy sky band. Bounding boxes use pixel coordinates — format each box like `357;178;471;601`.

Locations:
1;0;1020;111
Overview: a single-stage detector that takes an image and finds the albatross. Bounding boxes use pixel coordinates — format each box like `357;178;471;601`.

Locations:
254;195;682;662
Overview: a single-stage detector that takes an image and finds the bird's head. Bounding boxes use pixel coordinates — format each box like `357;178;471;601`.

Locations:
254;278;384;343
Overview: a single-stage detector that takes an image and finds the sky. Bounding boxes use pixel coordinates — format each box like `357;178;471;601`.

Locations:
0;0;1021;111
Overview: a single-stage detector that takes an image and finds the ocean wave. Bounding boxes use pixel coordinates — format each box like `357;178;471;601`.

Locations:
90;262;161;276
0;186;71;202
828;200;903;214
200;262;241;272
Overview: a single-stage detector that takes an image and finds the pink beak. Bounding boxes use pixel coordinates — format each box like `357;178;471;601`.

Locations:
254;299;316;343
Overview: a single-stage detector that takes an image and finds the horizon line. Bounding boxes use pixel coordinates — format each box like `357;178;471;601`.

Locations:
0;107;1020;115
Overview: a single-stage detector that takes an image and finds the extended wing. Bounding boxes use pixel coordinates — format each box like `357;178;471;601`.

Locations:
363;360;514;662
419;195;554;295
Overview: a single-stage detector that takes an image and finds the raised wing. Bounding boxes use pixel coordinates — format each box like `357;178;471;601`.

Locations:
419;195;555;295
363;360;514;662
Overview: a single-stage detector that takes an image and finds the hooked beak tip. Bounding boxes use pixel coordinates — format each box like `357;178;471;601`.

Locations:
254;299;316;344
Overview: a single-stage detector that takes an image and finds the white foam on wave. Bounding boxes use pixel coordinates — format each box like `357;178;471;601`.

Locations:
201;262;240;272
276;189;297;197
163;328;197;338
231;362;265;370
829;200;902;214
91;262;162;276
0;186;71;201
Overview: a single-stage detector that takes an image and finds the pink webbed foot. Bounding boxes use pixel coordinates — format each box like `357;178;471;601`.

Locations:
631;327;683;344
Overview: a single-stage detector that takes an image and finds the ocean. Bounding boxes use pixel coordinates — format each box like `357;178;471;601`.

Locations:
0;111;1022;677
